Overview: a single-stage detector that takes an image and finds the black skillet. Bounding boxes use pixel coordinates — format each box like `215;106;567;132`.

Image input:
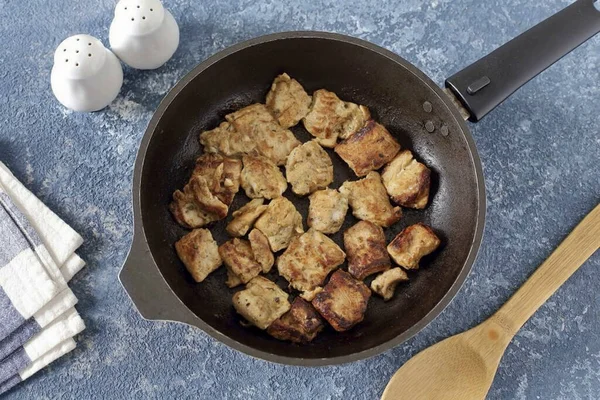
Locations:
120;1;600;366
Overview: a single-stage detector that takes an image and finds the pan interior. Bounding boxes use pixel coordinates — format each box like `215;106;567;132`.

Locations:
140;36;481;361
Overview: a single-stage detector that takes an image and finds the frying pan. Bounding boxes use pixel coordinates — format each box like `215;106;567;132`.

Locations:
120;0;600;366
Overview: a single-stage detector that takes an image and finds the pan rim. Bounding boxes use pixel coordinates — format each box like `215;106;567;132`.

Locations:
128;30;487;366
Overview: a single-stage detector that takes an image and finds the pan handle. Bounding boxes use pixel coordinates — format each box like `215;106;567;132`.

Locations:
119;231;198;325
445;0;600;122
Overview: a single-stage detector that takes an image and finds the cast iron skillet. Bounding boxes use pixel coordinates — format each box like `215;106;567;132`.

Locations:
120;1;600;366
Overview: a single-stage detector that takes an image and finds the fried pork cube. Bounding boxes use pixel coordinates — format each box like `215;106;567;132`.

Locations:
218;238;262;284
175;229;222;283
334;120;401;177
387;223;441;270
303;89;370;148
344;221;391;280
267;298;324;343
169;175;228;229
232;276;291;330
249;228;274;273
265;73;312;128
192;154;242;206
307;188;348;234
381;150;431;209
199;121;258;159
312;270;371;332
370;268;409;301
240;155;287;199
277;229;345;293
285;140;333;196
339;172;402;227
226;199;268;237
226;104;301;165
254;197;304;252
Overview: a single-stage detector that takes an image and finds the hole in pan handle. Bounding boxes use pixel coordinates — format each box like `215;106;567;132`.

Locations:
119;230;198;325
445;0;600;122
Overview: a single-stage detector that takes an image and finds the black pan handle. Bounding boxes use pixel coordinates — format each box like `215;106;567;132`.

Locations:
119;231;198;325
445;0;600;121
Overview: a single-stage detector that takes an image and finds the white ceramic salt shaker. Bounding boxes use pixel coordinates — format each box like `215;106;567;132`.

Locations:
109;0;179;70
51;35;123;112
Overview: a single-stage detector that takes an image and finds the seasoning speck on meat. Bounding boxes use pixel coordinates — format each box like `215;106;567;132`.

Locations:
339;172;402;227
267;297;324;343
218;238;262;284
371;268;409;301
232;276;291;330
303;89;370;148
240;155;287;199
175;229;222;283
387;223;441;270
381;149;431;209
344;220;391;280
254;197;304;252
277;229;345;294
265;73;312;128
226;198;268;237
312;270;371;332
307;188;348;234
334;120;401;177
285;140;333;196
249;228;274;273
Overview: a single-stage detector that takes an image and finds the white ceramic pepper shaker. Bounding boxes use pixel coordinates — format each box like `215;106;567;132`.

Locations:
51;35;123;112
109;0;179;70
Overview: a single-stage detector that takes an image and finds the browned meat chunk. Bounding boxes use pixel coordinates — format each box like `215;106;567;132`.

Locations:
334;120;401;177
312;270;371;332
226;266;243;288
265;73;311;128
232;276;291;330
226;199;268;237
370;268;409;301
285;140;333;196
199;121;258;159
254;197;304;252
277;229;345;293
240;155;287;199
339;172;402;227
382;150;431;209
218;238;262;284
174;229;222;282
267;298;324;343
169;175;228;229
192;153;242;206
303;89;370;148
248;228;274;273
344;221;391;280
307;188;348;234
387;223;441;270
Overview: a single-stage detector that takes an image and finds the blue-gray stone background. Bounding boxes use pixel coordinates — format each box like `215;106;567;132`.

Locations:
0;0;599;398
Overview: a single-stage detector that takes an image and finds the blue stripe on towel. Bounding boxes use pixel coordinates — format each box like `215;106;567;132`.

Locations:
0;318;41;361
0;288;25;340
0;374;22;395
0;347;29;383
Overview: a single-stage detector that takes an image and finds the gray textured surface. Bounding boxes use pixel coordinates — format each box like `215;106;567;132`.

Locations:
0;0;599;398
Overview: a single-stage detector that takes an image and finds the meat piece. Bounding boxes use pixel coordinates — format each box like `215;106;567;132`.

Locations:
267;298;324;343
174;229;222;282
344;221;391;280
232;276;291;330
387;223;441;270
226;199;268;237
169;175;228;229
226;266;243;288
254;197;304;252
187;175;229;219
240;155;287;199
285;140;333;196
299;287;323;302
312;270;371;332
265;73;311;128
199;121;259;159
303;89;370;148
307;188;348;234
249;228;274;273
192;153;242;206
339;172;402;227
218;238;262;284
226;104;301;165
334;120;401;177
277;229;346;293
381;149;431;209
371;268;409;301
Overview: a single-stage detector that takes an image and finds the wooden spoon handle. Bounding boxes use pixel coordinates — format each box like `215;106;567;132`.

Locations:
492;204;600;335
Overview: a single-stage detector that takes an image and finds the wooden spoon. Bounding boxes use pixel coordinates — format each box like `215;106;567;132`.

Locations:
382;204;600;400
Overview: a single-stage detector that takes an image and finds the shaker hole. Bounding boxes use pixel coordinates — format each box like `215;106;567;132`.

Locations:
76;38;80;41
131;17;135;21
88;53;92;57
65;59;69;62
75;50;79;53
88;42;92;46
150;8;153;11
142;16;146;19
75;63;79;67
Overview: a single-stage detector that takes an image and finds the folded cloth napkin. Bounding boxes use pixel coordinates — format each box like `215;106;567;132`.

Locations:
0;338;77;395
